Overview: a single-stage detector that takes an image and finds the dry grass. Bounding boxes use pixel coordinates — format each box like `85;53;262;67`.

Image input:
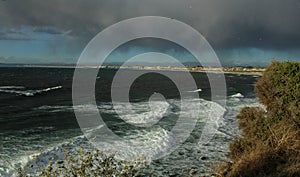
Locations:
218;62;300;177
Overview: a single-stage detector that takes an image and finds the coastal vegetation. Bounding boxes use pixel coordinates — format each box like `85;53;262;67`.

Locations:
17;142;150;176
218;61;300;177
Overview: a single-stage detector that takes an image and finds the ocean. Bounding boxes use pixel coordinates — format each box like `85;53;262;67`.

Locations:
0;67;262;176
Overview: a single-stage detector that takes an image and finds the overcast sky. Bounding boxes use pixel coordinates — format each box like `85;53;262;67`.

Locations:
0;0;300;66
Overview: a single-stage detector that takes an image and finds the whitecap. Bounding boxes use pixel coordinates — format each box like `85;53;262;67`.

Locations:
0;86;25;89
0;85;62;97
35;86;62;93
252;75;261;78
187;88;202;92
230;93;244;98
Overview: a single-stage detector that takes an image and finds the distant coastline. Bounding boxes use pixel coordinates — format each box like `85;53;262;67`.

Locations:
0;64;265;75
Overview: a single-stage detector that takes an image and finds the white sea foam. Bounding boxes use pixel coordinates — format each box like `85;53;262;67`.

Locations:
6;129;174;175
230;93;244;98
0;85;62;96
6;136;85;176
91;127;176;161
113;100;172;126
36;86;62;93
5;97;265;176
34;103;112;113
24;98;226;162
252;75;261;78
0;88;35;96
187;88;202;92
34;105;69;112
21;126;56;135
0;86;25;89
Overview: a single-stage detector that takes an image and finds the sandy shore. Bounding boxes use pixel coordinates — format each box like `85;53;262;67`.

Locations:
22;65;265;75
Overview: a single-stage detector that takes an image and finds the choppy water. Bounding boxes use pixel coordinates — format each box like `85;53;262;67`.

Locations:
0;67;262;176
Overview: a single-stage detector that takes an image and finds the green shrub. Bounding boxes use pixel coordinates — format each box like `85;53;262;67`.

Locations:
17;144;150;177
219;61;300;177
256;61;300;125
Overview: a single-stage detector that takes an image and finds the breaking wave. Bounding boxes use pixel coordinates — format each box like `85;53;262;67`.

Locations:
187;88;202;92
230;93;244;98
0;85;62;96
3;98;242;176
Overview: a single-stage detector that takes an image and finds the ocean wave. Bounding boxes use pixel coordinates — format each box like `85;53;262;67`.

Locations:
4;97;246;176
89;126;176;161
113;100;173;126
34;105;70;112
34;104;112;113
187;88;202;92
7;128;174;176
36;86;62;93
0;128;82;177
21;126;56;135
230;93;244;98
0;85;62;97
5;136;87;177
0;86;25;89
252;75;261;78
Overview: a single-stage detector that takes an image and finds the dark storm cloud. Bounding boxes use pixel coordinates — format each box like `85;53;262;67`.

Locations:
0;0;300;49
0;34;31;40
0;29;32;40
0;56;6;61
33;27;67;35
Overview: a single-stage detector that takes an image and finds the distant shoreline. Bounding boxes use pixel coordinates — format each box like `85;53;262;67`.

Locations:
2;65;265;75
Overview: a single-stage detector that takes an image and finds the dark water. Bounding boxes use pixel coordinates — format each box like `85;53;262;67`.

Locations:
0;67;260;176
0;67;258;129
